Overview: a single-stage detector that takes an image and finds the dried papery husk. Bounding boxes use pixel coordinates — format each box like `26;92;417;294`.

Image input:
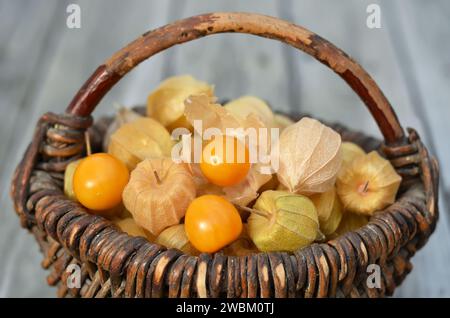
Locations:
273;113;295;132
147;75;213;130
184;95;267;151
337;151;401;215
224;96;274;127
117;205;132;219
108;117;174;171
122;158;196;236
185;96;274;198
183;95;272;205
329;212;369;239
310;188;343;236
64;159;81;201
223;225;259;256
166;115;193;133
184;95;242;134
113;217;155;241
155;224;200;256
338;142;366;180
223;164;272;207
247;190;319;252
277;117;342;194
101;203;132;220
341;141;365;167
102;107;142;151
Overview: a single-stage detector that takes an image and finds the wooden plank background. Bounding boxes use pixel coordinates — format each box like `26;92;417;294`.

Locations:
0;0;449;297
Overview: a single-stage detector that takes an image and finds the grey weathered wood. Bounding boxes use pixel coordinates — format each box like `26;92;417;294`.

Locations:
285;0;450;297
385;0;450;208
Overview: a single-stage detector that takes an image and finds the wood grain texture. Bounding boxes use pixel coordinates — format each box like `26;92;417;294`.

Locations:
285;0;450;297
0;0;66;297
383;0;450;297
157;0;293;114
0;0;449;297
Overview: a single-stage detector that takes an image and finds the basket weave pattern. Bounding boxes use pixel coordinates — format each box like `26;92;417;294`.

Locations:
10;13;439;298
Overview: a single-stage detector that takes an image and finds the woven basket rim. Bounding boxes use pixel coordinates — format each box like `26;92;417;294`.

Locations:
10;110;439;297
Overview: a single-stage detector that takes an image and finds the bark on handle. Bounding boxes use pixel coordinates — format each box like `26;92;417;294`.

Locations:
66;12;405;145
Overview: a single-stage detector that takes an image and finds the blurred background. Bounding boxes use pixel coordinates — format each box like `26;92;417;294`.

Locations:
0;0;449;297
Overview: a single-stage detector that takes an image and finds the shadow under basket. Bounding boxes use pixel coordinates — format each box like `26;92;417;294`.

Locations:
10;13;439;298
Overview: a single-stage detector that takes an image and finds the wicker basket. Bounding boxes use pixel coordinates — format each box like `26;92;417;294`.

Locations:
10;13;439;298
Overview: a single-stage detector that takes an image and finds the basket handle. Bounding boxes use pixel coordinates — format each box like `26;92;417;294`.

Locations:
66;12;405;145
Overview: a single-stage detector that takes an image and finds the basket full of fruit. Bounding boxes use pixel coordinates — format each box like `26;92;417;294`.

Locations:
10;13;439;298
